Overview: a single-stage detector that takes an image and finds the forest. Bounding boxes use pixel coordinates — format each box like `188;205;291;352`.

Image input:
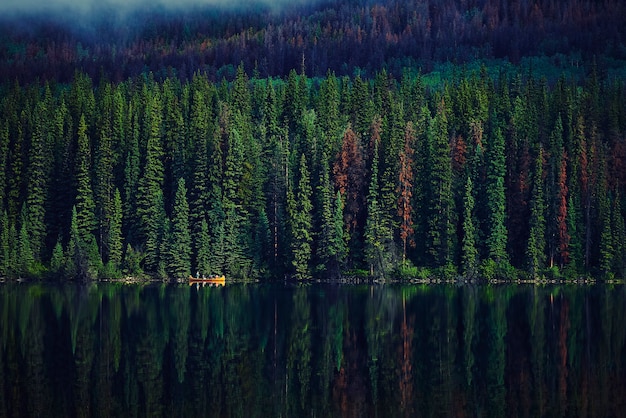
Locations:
0;62;625;281
0;0;625;281
1;0;625;83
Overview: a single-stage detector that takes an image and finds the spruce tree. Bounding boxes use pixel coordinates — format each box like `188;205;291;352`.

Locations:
485;125;508;263
290;154;314;279
49;239;65;278
364;139;393;277
26;102;49;260
107;188;123;271
137;94;165;272
75;114;96;244
398;121;416;264
462;176;479;278
427;99;454;267
527;148;547;278
168;178;191;279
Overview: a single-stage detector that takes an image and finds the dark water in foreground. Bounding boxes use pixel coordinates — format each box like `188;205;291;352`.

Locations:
0;282;625;417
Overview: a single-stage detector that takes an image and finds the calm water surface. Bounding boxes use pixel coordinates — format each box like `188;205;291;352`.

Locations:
0;282;625;417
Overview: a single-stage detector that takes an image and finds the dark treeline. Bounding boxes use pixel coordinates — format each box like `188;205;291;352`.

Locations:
1;64;626;280
1;0;624;83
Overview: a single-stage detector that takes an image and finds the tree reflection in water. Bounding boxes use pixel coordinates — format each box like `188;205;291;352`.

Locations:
0;282;625;417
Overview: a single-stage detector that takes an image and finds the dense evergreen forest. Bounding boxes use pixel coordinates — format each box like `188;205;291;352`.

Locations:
1;0;625;280
1;62;625;281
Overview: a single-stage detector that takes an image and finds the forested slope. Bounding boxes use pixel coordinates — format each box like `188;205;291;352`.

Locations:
1;64;625;280
1;0;624;82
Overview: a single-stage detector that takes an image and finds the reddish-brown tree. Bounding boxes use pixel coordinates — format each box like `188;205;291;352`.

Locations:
398;121;416;263
333;125;366;243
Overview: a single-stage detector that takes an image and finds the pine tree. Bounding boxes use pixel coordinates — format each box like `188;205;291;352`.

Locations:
462;176;479;277
26;102;48;259
75;114;97;245
289;154;313;279
486;125;508;263
123;99;141;245
107;188;123;270
136;93;165;272
317;70;341;159
49;238;65;277
333;126;366;264
527;148;547;278
17;206;34;277
168;178;191;279
427;98;455;267
364;139;393;277
398;121;416;264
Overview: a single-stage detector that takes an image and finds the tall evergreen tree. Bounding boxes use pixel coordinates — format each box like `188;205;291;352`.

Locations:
364;139;393;277
26;102;48;259
168;178;191;279
107;188;123;271
462;176;479;277
527;148;547;278
398;121;416;264
289;154;314;279
136;94;165;272
427;99;455;267
485;125;508;263
75;114;96;245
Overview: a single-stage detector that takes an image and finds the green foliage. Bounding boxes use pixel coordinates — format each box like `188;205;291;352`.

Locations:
167;178;191;279
289;154;314;279
0;66;625;280
461;176;479;278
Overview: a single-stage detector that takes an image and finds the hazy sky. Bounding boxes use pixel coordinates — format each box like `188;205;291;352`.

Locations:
0;0;312;15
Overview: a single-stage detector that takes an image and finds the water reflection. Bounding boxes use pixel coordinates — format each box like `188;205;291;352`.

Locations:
0;283;625;417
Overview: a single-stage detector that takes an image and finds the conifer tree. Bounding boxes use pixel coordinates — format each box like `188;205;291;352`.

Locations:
316;154;343;277
168;178;191;279
17;207;34;277
107;188;123;270
26;102;48;259
462;176;479;277
123;99;141;245
137;94;165;272
427;99;454;267
333;125;366;264
485;125;507;263
317;70;341;159
398;121;416;264
289;154;313;279
75;114;96;244
49;239;65;277
364;139;393;277
527;148;547;278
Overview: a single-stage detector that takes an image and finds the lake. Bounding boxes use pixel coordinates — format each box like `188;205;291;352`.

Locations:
0;282;625;417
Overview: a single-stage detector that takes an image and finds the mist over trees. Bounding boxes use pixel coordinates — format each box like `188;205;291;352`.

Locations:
1;0;625;83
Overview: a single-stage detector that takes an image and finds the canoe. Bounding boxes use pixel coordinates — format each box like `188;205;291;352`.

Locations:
188;275;226;286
